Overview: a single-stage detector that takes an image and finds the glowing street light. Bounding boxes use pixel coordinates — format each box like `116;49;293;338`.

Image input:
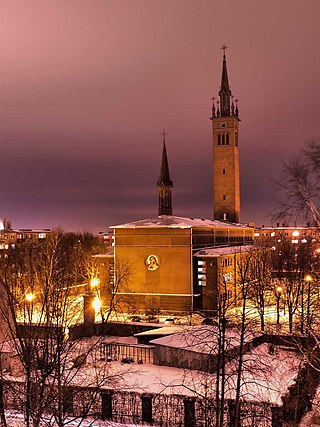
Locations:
275;285;282;326
305;274;313;334
305;274;312;283
25;292;35;302
93;297;101;312
90;278;100;288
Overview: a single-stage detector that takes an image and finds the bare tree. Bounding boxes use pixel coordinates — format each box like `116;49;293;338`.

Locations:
274;138;320;227
0;231;121;427
247;245;273;331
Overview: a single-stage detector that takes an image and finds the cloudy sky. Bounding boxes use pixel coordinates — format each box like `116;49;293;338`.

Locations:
1;0;319;232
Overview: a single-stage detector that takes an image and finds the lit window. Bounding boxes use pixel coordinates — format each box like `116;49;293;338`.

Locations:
292;239;299;244
198;260;206;266
301;239;307;243
271;232;275;237
38;233;46;239
254;232;260;237
292;231;300;237
198;280;206;286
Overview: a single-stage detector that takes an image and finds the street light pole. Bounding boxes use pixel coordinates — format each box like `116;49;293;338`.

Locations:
275;286;282;327
305;275;312;335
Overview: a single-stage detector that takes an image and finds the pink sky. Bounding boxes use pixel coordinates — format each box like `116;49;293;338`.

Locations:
0;0;319;232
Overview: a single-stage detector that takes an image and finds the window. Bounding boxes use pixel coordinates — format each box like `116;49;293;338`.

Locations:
63;388;73;415
141;395;152;423
223;168;225;174
184;399;195;427
222;134;225;145
235;133;238;146
101;393;113;420
223;195;226;200
226;134;229;145
218;134;221;145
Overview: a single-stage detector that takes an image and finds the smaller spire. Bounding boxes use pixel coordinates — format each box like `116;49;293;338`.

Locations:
235;98;239;117
157;130;173;216
211;97;216;118
216;100;220;117
231;95;235;116
158;130;172;187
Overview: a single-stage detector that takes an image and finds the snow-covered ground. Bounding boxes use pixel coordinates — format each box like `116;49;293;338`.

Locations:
4;411;145;427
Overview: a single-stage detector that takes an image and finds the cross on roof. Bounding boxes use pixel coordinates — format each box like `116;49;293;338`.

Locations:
221;44;228;55
161;129;168;144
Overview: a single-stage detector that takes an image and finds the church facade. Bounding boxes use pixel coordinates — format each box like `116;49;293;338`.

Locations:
98;49;254;315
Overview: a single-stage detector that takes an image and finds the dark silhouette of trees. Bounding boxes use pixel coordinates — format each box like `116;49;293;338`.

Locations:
274;138;320;227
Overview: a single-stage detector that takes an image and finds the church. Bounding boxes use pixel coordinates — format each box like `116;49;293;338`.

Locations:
98;48;255;315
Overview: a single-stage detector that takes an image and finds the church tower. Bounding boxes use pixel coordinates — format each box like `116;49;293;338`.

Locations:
211;46;240;223
157;130;173;216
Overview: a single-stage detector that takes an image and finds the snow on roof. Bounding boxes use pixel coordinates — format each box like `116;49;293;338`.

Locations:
194;244;256;257
111;215;251;229
149;325;261;354
134;326;183;337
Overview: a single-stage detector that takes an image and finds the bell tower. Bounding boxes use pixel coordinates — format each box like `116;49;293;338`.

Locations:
157;130;173;216
211;45;240;223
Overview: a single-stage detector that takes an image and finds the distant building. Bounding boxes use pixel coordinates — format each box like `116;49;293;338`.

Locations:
254;225;320;245
0;227;51;253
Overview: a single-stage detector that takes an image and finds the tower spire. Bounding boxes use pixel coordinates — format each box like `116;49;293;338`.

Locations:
157;130;173;216
211;47;241;223
219;44;232;117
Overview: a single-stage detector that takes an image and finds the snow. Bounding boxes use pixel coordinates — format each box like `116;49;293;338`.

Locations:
194;244;258;257
149;325;261;354
4;411;145;427
111;215;250;229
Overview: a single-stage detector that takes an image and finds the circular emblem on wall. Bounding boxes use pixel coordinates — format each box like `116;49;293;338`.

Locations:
145;254;160;271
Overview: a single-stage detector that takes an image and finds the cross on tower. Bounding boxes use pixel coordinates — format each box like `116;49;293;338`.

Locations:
161;129;168;144
220;44;228;56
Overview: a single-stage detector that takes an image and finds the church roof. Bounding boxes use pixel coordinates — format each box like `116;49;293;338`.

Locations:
111;215;251;229
194;244;256;257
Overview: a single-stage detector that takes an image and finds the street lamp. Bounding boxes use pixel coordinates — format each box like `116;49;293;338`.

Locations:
25;292;35;302
305;274;312;334
275;286;282;327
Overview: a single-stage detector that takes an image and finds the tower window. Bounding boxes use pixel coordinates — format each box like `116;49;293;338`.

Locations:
226;134;229;145
218;134;221;145
223;169;225;174
222;134;225;145
223;195;226;200
235;133;238;146
221;123;225;128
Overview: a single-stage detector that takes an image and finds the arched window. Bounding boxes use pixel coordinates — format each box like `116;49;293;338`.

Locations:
222;134;225;145
218;134;221;145
226;134;229;145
